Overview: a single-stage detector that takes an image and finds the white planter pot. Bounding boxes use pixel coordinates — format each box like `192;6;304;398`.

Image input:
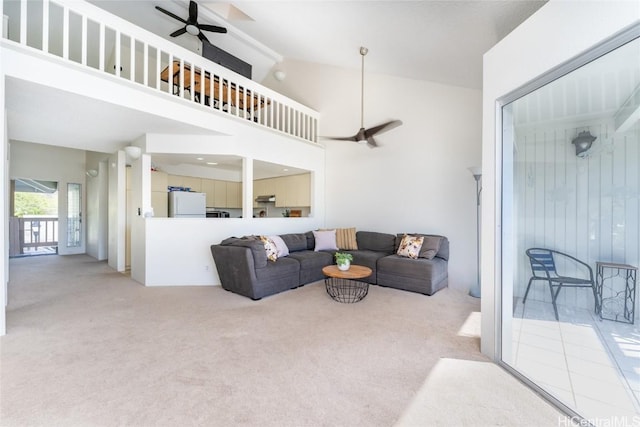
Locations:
337;260;351;271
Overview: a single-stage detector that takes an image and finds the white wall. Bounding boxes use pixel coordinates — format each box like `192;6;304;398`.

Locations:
86;152;110;261
9;141;88;255
107;150;126;272
482;0;640;358
263;59;483;292
1;103;7;338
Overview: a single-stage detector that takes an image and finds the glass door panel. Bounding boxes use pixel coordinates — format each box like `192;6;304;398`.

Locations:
500;36;640;423
67;183;81;247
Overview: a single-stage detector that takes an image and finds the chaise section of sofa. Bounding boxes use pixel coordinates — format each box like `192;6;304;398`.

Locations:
343;231;396;284
211;237;300;300
376;234;450;295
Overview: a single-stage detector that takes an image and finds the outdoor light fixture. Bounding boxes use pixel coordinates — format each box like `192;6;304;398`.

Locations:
571;131;596;157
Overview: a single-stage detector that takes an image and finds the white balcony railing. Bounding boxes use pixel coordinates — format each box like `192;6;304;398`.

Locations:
1;0;318;143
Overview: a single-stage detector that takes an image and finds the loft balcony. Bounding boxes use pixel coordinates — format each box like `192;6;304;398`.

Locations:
1;0;319;144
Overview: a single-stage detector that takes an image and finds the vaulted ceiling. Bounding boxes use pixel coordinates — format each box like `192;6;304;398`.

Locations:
89;0;548;89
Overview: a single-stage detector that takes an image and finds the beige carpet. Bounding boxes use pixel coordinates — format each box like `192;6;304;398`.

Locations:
1;255;562;426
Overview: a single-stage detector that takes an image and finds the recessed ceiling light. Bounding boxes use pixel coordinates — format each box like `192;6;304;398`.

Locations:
196;157;204;161
207;162;218;165
283;168;289;171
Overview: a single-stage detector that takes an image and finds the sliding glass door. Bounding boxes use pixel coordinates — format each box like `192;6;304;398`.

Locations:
500;34;640;423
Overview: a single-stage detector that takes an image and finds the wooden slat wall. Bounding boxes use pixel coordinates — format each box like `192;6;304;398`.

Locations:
514;122;640;314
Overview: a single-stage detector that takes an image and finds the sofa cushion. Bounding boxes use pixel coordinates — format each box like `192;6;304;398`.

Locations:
397;234;424;259
313;229;338;251
287;250;333;284
377;255;449;295
305;231;315;250
344;249;387;284
280;233;308;252
356;231;396;254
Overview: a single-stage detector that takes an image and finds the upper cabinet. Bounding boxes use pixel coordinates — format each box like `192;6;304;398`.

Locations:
151;171;168;217
254;173;311;208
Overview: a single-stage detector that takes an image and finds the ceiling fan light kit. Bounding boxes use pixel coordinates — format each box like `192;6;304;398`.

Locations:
155;1;227;44
326;46;402;148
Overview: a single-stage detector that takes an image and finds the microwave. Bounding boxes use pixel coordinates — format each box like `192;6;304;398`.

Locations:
206;210;230;218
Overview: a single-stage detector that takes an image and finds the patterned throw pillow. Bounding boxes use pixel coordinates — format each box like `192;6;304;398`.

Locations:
396;234;424;259
259;236;278;262
268;235;289;257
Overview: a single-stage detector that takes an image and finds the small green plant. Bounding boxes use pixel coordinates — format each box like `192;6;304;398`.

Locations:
334;252;353;265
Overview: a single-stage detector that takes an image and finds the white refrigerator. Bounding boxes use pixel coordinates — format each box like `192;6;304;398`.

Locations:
168;192;206;218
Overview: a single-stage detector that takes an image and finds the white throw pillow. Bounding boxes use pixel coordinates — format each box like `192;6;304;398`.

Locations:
313;229;338;251
268;235;290;257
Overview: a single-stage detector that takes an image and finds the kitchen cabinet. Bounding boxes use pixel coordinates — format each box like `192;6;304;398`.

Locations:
166;174;242;209
226;181;242;208
201;178;216;206
151;171;168;217
213;180;227;207
182;176;201;192
292;173;310;207
167;174;200;192
273;173;311;207
167;174;183;188
253;179;269;208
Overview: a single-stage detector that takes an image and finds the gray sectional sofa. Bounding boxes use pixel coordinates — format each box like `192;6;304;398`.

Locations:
210;231;449;300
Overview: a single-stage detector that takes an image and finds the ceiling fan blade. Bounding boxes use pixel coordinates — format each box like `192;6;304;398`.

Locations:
322;136;358;142
366;120;403;137
197;31;210;44
366;137;378;148
188;0;198;23
155;6;187;24
199;24;228;34
169;28;187;38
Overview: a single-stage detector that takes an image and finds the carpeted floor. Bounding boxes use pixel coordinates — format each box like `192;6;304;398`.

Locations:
1;255;562;426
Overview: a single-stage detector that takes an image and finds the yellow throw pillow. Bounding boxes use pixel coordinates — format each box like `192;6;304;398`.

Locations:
336;227;358;250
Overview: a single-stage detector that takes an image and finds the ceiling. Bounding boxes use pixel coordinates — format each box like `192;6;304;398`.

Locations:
89;0;548;89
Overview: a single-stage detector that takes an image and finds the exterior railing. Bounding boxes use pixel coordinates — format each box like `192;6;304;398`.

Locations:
1;0;318;143
9;217;59;256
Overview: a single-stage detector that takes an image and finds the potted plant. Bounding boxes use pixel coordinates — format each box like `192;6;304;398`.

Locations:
334;252;353;271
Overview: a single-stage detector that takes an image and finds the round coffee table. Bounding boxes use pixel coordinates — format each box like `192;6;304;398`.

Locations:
322;265;373;303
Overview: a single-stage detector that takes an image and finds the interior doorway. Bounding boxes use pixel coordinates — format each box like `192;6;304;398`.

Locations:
9;178;59;257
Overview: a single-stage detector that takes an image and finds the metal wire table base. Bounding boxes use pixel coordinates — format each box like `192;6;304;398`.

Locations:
325;277;369;303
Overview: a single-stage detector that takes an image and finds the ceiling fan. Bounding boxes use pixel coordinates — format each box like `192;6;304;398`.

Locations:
155;0;227;44
325;47;402;148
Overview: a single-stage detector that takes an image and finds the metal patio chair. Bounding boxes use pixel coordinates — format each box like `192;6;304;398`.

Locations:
524;248;598;321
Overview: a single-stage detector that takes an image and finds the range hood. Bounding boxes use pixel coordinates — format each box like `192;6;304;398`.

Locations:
255;195;276;203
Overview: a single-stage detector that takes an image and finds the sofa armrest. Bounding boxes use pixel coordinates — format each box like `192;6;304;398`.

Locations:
211;245;261;298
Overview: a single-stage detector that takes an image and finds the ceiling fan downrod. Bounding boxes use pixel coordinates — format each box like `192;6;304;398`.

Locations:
360;46;368;130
